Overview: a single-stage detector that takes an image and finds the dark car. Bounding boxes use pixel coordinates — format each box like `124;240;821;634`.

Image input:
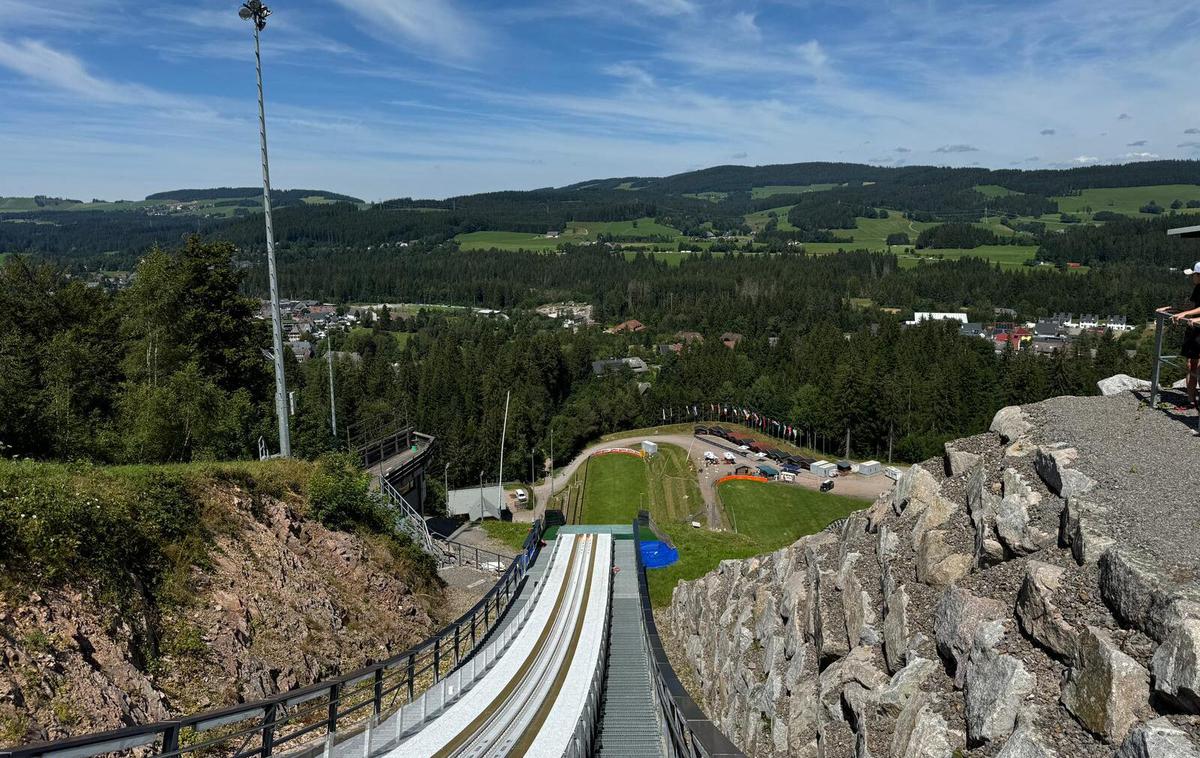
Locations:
694;426;710;436
820;479;835;492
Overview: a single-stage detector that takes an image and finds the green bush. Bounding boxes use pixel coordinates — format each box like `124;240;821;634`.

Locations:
307;453;389;532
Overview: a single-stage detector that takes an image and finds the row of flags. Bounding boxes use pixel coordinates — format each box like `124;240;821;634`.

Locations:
659;404;803;441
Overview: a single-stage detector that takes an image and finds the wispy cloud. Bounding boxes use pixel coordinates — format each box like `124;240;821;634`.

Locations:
331;0;487;64
1186;128;1200;135
1123;152;1159;160
1127;139;1147;146
935;144;979;153
1040;128;1055;135
1117;112;1132;120
0;37;182;108
1072;155;1099;164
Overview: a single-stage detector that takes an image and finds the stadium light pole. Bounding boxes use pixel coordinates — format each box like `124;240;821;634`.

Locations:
240;0;291;457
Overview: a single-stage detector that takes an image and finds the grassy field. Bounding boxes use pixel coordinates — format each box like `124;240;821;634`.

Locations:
580;453;650;524
898;244;1039;269
621;250;695;265
455;217;684;252
567;439;873;605
745;205;798;232
719;480;867;543
1054;184;1200;217
751;184;837;199
974;184;1023;198
454;231;570;252
479;520;530;552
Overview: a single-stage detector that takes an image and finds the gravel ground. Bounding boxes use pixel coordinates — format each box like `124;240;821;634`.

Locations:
1025;393;1200;580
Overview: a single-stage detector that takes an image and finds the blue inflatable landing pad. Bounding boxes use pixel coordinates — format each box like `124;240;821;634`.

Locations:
640;540;680;568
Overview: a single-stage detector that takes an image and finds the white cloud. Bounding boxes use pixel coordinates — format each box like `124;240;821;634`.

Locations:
331;0;486;63
1123;152;1159;160
604;62;655;89
1072;155;1099;164
0;37;182;108
626;0;696;16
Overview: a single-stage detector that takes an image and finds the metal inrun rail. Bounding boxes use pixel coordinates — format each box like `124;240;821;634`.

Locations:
4;521;546;758
632;519;745;758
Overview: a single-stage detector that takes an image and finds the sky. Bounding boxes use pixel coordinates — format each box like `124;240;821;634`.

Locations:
2;0;1200;201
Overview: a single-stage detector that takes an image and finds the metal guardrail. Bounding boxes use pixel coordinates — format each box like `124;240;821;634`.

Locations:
1150;309;1189;408
632;519;745;758
4;520;546;758
379;477;441;562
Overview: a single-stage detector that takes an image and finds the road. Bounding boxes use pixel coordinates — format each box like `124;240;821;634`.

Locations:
522;430;899;530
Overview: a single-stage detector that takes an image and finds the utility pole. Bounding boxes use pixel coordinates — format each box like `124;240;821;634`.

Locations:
240;0;290;456
497;391;511;517
326;332;337;437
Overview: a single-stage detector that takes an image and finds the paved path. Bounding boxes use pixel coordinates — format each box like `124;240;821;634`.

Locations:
521;431;898;529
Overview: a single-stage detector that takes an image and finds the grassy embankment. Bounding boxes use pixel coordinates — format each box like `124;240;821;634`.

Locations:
572;444;866;606
0;456;441;613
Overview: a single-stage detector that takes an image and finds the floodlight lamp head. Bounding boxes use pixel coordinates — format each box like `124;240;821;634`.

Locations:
239;0;270;30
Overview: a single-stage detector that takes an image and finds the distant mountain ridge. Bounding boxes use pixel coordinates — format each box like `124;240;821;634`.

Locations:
146;187;363;204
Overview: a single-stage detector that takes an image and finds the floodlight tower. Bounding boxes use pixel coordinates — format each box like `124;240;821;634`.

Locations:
240;0;290;457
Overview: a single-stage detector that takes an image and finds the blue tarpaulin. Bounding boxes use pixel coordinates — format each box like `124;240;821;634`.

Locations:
639;540;680;568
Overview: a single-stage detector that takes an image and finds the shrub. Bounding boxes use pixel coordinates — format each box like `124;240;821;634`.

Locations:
307;453;389;532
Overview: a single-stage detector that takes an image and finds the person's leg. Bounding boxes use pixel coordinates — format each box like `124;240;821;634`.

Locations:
1190;358;1200;409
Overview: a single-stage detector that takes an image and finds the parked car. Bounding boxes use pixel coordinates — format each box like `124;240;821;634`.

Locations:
723;451;737;463
515;488;528;503
820;479;835;492
694;426;710;436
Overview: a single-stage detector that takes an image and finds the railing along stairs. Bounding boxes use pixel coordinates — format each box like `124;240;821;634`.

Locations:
379;476;452;567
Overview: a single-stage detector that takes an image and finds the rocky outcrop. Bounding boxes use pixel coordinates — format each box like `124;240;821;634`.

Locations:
0;484;444;745
667;393;1200;757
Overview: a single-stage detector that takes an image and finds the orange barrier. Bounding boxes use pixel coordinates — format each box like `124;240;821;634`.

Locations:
715;475;769;485
592;447;643;459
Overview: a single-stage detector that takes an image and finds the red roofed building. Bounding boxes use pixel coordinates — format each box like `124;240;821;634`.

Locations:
607;319;646;334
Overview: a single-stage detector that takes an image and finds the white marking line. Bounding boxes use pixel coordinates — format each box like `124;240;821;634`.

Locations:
524;533;613;758
390;535;579;756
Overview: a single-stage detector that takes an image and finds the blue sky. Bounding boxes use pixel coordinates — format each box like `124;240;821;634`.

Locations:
2;0;1199;201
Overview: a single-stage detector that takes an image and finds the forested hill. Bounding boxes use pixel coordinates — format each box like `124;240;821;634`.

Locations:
556;159;1200;196
146;187;363;204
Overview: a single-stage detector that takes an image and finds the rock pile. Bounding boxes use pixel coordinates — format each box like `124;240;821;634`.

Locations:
667;393;1200;757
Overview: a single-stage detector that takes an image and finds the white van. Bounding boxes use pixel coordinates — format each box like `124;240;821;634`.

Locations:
723;451;737;463
515;488;529;503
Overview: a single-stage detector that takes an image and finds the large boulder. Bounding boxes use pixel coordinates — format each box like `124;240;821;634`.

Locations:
1061;497;1115;566
1061;626;1150;743
893;465;940;516
1150;618;1200;713
882;584;910;674
934;587;1007;688
994;710;1055;758
963;620;1036;745
944;441;981;477
1114;717;1200;757
1099;547;1195;642
1097;374;1152;397
915;530;972;586
890;692;963;758
1015;561;1077;661
991;405;1032;443
1034;443;1097;499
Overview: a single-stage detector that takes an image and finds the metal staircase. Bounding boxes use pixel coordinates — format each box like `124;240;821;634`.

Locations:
595;539;667;757
379;476;452;566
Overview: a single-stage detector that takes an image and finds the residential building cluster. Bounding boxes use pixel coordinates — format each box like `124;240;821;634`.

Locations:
905;311;1137;354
